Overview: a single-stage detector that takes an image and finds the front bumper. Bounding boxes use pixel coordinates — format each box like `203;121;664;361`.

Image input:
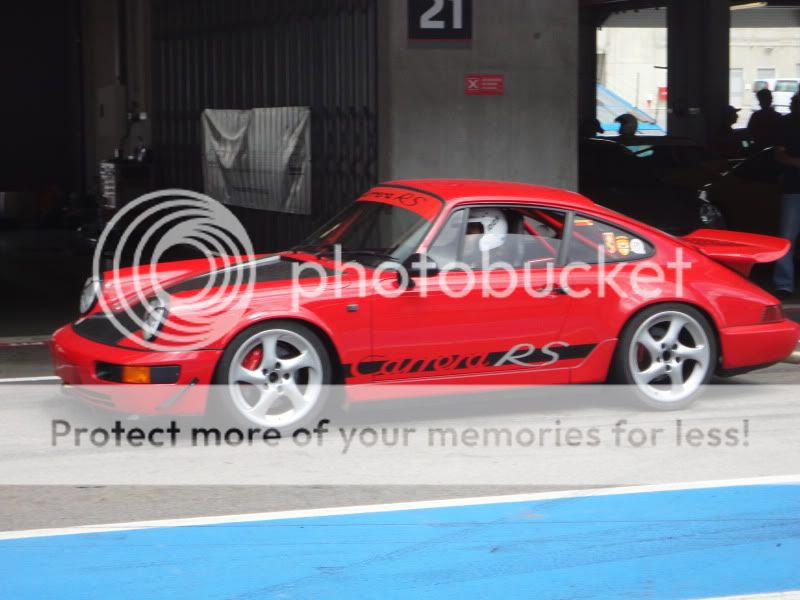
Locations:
51;324;221;415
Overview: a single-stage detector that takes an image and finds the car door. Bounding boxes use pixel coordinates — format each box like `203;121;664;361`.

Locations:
364;205;574;384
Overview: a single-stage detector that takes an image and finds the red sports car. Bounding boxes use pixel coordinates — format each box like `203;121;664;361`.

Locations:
51;180;799;430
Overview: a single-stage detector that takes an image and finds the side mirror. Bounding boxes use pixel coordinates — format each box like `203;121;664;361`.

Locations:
403;253;440;278
397;253;439;289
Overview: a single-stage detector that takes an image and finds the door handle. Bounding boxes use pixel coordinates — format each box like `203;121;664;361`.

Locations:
535;286;570;295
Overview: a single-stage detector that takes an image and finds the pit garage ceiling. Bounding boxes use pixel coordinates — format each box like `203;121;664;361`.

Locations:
583;1;800;27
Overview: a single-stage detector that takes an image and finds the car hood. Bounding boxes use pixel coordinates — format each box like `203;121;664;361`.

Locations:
97;253;337;310
74;254;343;349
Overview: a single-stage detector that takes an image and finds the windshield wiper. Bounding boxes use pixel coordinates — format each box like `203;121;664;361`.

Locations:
338;249;399;263
289;245;399;263
288;243;335;257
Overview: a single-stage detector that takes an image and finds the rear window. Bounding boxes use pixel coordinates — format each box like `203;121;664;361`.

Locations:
568;214;654;264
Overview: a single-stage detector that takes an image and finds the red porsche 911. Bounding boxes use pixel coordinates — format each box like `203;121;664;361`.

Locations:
51;180;799;430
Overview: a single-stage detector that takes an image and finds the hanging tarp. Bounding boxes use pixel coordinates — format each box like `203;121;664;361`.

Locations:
202;107;311;214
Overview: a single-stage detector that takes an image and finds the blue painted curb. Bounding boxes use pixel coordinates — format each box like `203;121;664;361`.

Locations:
2;484;799;599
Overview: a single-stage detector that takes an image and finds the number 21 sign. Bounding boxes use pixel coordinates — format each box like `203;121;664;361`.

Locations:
408;0;472;41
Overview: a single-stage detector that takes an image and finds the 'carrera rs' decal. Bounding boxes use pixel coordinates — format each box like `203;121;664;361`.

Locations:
342;342;596;379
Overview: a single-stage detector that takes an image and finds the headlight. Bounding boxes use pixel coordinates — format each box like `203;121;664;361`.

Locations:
699;200;724;227
79;277;101;315
142;297;169;341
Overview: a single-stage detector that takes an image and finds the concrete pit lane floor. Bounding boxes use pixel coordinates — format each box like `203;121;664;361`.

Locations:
0;336;799;532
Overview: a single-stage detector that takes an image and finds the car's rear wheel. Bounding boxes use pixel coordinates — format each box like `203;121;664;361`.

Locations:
212;320;332;432
611;303;717;410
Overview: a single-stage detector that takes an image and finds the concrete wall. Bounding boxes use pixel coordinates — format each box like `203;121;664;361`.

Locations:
378;0;578;190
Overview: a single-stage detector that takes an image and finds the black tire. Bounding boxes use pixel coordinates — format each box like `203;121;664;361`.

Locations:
210;320;335;434
610;303;718;411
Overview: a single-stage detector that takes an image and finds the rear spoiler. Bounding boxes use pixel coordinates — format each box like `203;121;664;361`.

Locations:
681;229;790;277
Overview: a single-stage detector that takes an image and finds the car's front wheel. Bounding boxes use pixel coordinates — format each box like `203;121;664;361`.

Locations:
611;303;718;410
212;320;333;432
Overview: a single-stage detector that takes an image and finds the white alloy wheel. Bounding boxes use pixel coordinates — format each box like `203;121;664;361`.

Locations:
227;327;325;428
627;310;712;405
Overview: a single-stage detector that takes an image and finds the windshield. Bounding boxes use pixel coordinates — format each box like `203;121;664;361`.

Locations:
295;195;441;264
775;80;799;93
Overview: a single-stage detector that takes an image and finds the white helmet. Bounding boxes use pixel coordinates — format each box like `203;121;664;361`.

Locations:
467;208;507;252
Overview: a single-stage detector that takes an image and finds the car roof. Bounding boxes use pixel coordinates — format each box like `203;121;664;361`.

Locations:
382;178;599;212
580;137;635;153
617;135;699;148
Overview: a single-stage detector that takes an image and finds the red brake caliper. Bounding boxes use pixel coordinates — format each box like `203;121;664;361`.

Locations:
242;346;263;371
637;344;647;368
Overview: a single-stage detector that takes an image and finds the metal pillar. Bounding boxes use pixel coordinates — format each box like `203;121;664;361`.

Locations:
578;7;599;126
667;0;730;146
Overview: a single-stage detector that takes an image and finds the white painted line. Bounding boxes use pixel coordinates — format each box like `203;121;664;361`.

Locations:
0;335;51;343
705;592;800;599
1;474;799;541
0;335;50;347
0;376;61;383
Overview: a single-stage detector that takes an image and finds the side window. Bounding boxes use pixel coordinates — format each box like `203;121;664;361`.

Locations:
518;209;565;267
428;206;565;270
568;214;653;264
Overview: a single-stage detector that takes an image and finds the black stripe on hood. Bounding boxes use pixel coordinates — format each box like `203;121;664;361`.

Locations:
166;256;337;295
72;256;337;349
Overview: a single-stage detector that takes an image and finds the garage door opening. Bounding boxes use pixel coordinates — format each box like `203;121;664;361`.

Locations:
596;7;668;137
729;5;800;126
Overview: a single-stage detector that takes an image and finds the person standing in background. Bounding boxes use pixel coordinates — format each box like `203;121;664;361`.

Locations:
614;114;638;142
773;93;800;300
748;89;783;151
713;105;747;159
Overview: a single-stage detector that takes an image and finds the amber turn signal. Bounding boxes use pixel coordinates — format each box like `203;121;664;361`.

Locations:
121;366;151;384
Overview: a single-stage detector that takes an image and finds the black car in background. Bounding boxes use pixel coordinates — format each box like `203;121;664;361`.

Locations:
702;147;783;237
618;137;730;191
579;138;726;236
